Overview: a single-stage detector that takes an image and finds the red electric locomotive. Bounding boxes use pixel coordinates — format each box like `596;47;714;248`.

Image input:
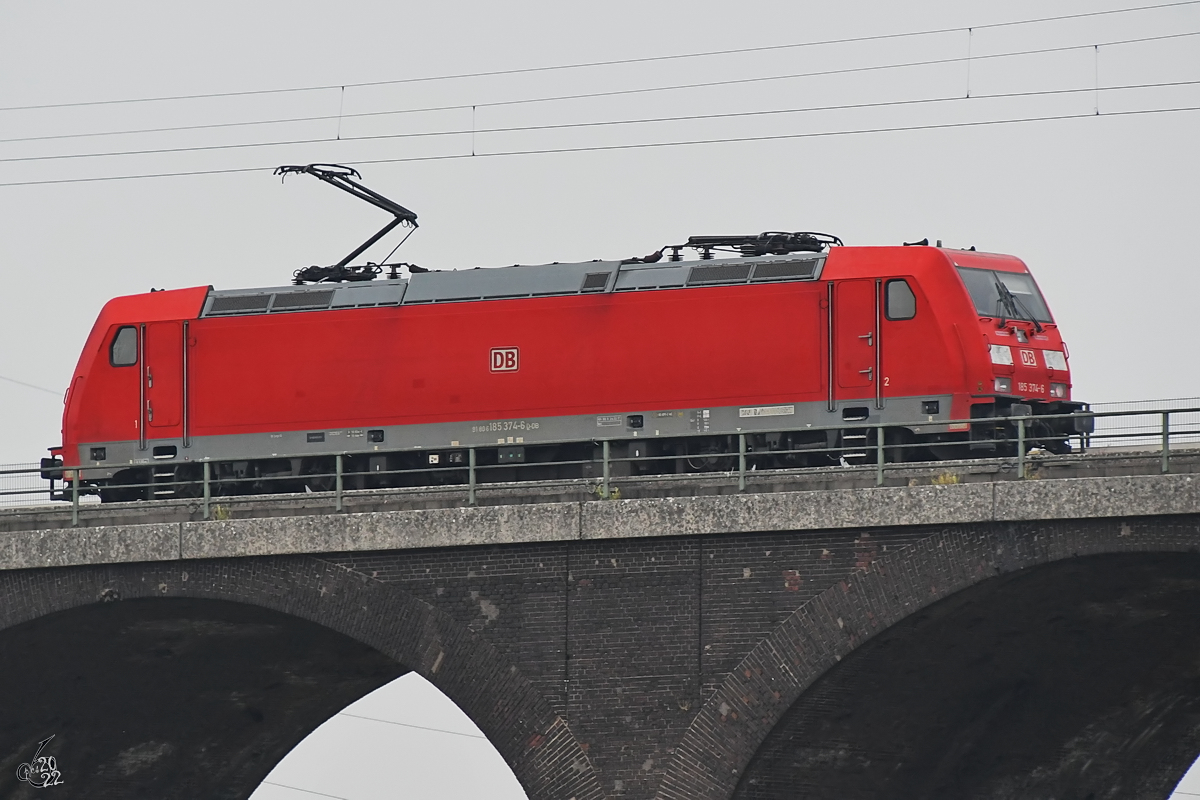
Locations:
43;166;1087;501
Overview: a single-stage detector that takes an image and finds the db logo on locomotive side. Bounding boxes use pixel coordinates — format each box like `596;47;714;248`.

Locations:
490;347;520;372
1019;349;1038;367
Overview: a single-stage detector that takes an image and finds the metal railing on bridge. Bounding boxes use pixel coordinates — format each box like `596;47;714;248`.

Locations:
0;463;47;509
3;401;1200;525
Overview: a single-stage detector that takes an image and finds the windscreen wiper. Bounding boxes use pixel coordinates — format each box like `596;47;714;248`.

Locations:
992;275;1014;327
993;274;1043;333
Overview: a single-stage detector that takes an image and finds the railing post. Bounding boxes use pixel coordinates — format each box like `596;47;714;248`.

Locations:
602;440;610;498
468;448;477;505
71;471;80;527
335;454;343;512
1017;418;1026;479
1162;411;1171;473
875;426;885;486
202;460;211;520
738;434;747;492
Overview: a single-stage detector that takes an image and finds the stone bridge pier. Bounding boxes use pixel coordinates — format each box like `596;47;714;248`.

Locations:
2;473;1200;799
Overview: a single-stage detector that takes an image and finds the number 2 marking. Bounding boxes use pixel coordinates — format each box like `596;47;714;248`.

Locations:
884;376;890;386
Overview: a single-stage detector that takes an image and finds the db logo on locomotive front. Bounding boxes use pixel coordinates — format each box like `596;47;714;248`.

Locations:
1019;349;1038;367
490;347;520;372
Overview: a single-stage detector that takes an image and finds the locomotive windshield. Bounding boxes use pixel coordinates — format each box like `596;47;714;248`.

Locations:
956;266;1053;323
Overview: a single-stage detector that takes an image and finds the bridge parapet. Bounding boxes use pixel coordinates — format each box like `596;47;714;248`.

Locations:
2;471;1198;572
4;447;1200;533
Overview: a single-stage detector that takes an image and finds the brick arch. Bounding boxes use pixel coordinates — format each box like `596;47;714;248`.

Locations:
654;515;1200;800
0;555;604;800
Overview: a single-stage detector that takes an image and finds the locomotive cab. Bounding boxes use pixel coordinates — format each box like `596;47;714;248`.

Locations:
949;251;1088;453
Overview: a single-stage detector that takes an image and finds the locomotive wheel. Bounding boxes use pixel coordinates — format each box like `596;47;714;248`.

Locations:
883;427;916;463
99;468;146;503
928;436;971;461
1042;437;1073;455
1029;420;1073;455
171;465;203;498
99;483;135;504
301;458;337;493
685;438;735;472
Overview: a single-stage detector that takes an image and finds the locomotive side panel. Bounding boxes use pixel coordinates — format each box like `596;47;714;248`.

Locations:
144;322;184;431
823;248;967;415
186;281;827;437
188;310;407;431
877;274;957;404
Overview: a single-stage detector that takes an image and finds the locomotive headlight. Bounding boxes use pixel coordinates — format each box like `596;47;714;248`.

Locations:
1049;383;1067;398
1043;350;1068;371
994;377;1013;393
989;344;1014;366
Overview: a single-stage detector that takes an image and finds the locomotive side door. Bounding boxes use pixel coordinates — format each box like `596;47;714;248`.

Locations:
832;280;879;402
143;321;183;438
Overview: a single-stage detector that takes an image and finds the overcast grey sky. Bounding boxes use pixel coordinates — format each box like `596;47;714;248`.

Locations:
2;1;1199;797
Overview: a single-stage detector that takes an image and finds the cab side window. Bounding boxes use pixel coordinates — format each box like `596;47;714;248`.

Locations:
110;326;138;366
886;279;916;320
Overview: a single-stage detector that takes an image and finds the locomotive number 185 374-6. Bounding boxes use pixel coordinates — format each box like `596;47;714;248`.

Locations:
471;419;541;434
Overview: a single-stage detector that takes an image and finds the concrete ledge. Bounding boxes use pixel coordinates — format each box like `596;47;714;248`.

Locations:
580;483;996;539
180;502;581;560
993;473;1199;520
0;523;180;570
3;473;1200;570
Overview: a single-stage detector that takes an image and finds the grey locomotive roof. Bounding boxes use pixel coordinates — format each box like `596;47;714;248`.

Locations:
200;252;825;318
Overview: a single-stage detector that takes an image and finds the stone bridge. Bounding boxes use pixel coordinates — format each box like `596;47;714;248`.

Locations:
2;463;1200;800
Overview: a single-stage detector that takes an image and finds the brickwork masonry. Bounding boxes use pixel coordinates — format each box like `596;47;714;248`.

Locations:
1;473;1199;800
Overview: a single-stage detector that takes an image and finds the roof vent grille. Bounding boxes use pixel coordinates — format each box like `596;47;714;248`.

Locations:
206;294;271;315
750;259;822;282
687;263;753;285
270;290;335;311
580;272;611;292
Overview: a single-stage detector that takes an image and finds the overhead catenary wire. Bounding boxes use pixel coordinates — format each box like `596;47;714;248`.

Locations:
343;104;1200;165
4;79;1194;148
0;0;1196;114
3;28;1198;152
337;711;487;739
3;78;1198;166
1;104;1196;189
240;714;492;798
243;713;491;799
0;374;61;396
260;781;352;800
432;30;1200;112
